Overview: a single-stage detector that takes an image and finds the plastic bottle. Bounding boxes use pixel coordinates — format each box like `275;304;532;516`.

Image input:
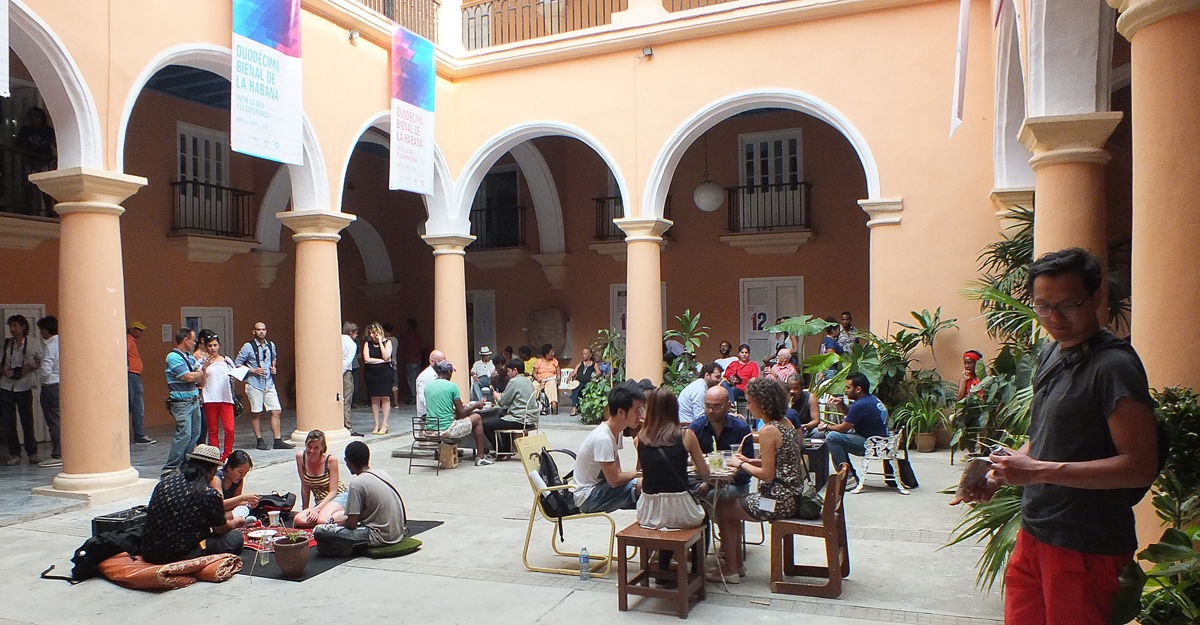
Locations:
579;546;590;580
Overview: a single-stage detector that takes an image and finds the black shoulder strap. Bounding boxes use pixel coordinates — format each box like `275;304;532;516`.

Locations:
363;471;407;530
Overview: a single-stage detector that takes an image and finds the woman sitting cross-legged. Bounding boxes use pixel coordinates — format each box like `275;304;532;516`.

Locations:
141;444;245;565
210;450;259;520
711;376;818;582
294;429;347;528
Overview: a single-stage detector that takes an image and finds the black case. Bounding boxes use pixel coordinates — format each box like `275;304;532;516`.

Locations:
90;505;148;536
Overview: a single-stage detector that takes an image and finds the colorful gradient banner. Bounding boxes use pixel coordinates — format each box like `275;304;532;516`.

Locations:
390;26;435;195
232;0;303;165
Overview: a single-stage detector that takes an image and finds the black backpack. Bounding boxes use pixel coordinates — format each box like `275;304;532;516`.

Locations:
534;447;579;541
42;526;143;584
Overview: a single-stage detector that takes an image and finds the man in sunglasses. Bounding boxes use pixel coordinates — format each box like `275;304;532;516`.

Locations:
957;248;1157;625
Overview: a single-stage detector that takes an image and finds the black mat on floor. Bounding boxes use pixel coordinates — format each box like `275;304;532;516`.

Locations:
237;519;444;581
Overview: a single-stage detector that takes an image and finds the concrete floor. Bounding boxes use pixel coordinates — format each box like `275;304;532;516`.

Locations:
0;424;1003;625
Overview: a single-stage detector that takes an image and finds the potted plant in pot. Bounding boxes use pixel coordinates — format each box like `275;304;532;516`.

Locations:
272;528;311;578
892;396;947;453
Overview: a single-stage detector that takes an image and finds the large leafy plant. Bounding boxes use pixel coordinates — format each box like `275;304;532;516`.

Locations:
663;309;710;394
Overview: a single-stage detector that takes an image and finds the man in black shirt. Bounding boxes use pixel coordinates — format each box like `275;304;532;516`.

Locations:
141;445;245;564
959;248;1158;625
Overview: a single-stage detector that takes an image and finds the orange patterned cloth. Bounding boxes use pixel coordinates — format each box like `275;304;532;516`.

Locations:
98;552;242;590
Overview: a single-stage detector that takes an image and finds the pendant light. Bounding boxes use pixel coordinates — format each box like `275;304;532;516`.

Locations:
693;132;723;212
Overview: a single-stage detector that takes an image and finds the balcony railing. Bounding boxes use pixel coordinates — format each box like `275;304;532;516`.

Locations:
0;145;57;218
170;179;256;238
462;0;628;50
355;0;441;43
593;196;672;240
726;181;811;233
662;0;734;11
469;205;527;249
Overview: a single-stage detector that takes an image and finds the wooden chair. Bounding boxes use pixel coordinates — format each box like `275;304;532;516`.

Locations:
769;463;850;598
852;427;910;495
616;523;706;619
515;433;617;578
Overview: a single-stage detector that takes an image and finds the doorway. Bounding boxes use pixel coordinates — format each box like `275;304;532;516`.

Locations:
739;277;803;360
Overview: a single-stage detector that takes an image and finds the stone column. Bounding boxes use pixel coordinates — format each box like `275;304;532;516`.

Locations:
29;168;152;503
1018;113;1122;324
277;210;355;443
423;235;474;396
615;218;671;386
1110;0;1200;390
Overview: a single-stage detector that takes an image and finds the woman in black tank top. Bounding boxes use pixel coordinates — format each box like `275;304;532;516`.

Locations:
635;389;710;531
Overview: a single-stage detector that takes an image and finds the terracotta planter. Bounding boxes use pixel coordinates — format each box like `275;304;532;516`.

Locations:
915;432;937;453
272;537;311;578
934;427;953;449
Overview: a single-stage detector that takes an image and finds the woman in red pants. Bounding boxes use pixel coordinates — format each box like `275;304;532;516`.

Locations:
198;333;237;460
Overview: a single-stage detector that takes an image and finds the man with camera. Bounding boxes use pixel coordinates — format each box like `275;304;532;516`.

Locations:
2;314;43;466
236;322;293;450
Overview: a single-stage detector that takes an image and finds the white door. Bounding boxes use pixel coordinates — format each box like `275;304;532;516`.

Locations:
181;307;234;357
737;129;803;230
0;303;48;443
609;283;668;335
466;290;496;359
739;278;803;361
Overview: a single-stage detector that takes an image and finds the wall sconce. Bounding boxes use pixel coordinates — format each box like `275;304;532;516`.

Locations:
347;29;361;42
641;46;653;58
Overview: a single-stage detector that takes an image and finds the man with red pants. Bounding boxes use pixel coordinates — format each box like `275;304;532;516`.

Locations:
956;248;1159;625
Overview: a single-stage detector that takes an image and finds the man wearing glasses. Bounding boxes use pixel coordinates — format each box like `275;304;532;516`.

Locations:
235;322;294;450
957;248;1158;625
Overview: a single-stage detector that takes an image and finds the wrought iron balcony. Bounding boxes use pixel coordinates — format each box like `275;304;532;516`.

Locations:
662;0;734;11
593;195;672;240
462;0;627;50
726;181;811;233
170;179;256;239
469;204;527;249
0;145;57;218
354;0;441;43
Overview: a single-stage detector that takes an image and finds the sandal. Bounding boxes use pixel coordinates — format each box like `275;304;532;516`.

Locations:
379;426;389;435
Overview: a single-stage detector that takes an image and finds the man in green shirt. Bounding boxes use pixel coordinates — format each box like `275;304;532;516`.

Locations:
424;361;493;466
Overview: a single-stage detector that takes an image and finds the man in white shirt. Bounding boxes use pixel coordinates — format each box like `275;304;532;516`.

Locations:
414;349;445;418
469;346;495;402
341;322;362;437
36;316;61;467
677;362;723;426
571;381;646;514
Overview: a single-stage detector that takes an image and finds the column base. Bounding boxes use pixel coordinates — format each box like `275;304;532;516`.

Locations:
290;427;353;445
34;467;156;506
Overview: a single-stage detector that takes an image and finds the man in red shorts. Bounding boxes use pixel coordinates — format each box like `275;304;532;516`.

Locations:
957;248;1159;625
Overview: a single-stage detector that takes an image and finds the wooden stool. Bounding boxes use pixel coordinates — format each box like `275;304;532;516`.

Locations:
616;523;706;619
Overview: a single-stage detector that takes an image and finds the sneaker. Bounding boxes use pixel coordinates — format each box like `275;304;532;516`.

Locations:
475;456;495;467
256;438;270;451
39;457;63;468
846;474;859;491
273;438;295;450
5;457;19;466
28;454;41;465
133;435;156;445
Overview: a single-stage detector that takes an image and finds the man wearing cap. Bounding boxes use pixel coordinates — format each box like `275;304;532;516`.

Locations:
424;360;493;466
142;444;245;564
469;346;495;402
236;322;293;450
127;321;155;445
163;328;204;475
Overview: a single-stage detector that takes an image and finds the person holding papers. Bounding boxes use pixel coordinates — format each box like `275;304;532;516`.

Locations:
198;333;239;461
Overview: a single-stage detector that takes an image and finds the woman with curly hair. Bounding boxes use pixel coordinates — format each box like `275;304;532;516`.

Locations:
710;376;816;582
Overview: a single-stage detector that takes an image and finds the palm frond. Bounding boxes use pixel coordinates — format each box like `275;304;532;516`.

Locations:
946;485;1024;592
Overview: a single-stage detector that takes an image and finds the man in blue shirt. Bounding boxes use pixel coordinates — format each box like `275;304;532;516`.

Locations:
688;385;756;500
163;328;204;476
819;372;888;489
235;322;294;451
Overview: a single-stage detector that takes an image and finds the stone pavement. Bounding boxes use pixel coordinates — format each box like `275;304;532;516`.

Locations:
0;424;1003;625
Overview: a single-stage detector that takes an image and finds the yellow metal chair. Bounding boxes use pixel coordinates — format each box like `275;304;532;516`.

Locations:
515;433;617;578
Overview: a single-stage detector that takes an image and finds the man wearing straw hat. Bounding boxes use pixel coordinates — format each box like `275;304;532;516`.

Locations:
142;444;245;564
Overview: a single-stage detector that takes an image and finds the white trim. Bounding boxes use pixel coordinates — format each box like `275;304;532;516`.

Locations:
1026;0;1116;117
454;121;630;237
256;166;292;252
642;89;880;220
343;217;395;284
9;0;104;169
508;142;565;254
993;2;1035;190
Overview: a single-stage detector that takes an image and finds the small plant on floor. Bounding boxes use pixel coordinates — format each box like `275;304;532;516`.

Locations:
278;528;308;544
891;396;948;448
578;329;625;425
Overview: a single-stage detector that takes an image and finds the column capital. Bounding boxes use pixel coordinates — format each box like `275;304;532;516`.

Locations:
422;234;475;255
857;198;904;227
277;210;355;243
1110;0;1200;39
29;167;147;215
614;217;672;241
1018;112;1123;170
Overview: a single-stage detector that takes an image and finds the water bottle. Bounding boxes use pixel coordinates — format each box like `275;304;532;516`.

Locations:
579;546;590;580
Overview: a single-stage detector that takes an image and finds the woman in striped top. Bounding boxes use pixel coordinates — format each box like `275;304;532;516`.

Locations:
294;430;348;527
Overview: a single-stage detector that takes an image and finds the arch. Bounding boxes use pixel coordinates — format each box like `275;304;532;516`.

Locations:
454;122;629;237
994;1;1035;190
508;142;564;254
9;0;103;169
114;43;328;213
643;89;880;220
343;217;395;284
256;166;292;252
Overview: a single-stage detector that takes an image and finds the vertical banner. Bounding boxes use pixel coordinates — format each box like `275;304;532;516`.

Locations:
949;0;971;138
390;26;435;196
0;0;9;98
232;0;303;165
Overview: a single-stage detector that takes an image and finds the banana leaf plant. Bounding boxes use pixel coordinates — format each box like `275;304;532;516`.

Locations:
766;314;832;362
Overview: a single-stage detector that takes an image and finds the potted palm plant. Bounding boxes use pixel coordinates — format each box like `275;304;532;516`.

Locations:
892;396;947;452
272;528;311;578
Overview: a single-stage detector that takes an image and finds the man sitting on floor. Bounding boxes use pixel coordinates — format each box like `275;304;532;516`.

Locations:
424;360;493;466
819;372;889;490
570;380;646;513
314;441;408;556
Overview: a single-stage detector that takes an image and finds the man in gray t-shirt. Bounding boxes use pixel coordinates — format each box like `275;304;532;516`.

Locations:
314;441;407;555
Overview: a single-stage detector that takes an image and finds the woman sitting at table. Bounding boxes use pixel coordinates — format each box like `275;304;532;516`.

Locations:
637;387;710;531
294;430;347;528
141;444;245;564
210;450;259;520
711;376;817;582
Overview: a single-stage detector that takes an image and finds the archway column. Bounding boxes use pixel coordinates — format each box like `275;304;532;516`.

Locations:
29;167;154;504
616;218;671;386
278;210;356;443
423;235;475;395
1018;112;1121;324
